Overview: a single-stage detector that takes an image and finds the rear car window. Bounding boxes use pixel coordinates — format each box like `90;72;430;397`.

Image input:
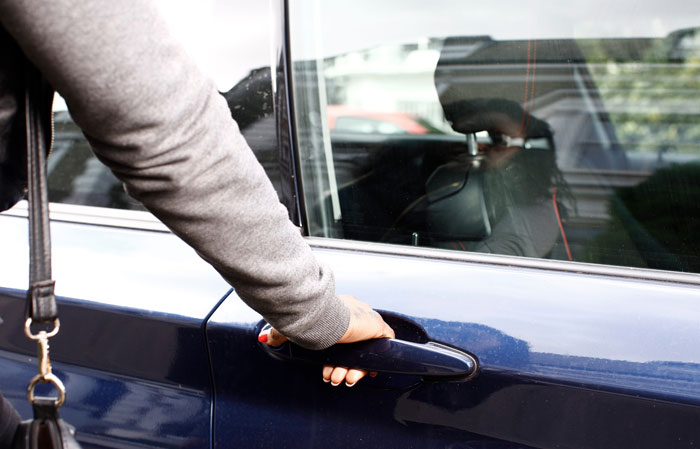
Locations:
290;0;700;273
47;1;279;213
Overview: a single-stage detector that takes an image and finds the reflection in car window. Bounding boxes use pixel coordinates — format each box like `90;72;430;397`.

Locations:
48;1;280;211
290;0;700;273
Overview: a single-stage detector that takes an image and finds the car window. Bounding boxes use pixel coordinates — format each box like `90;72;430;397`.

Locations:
48;0;280;212
290;0;700;274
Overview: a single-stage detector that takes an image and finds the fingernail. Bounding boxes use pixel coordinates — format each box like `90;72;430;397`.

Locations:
345;381;356;387
258;323;272;343
322;377;330;383
330;381;340;387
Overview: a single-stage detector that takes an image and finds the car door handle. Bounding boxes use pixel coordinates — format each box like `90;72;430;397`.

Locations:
260;335;478;379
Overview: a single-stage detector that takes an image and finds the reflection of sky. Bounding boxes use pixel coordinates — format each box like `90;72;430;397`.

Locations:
154;0;271;92
0;355;209;447
291;0;700;59
0;214;230;320
50;0;700;111
53;1;272;111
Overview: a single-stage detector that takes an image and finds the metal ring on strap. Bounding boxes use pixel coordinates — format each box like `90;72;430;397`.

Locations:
24;317;60;340
27;372;66;408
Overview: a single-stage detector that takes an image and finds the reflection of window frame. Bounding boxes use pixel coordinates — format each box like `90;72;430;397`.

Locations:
0;200;167;231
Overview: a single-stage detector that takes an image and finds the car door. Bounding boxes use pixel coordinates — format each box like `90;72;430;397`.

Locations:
0;209;227;448
0;2;277;447
207;1;700;448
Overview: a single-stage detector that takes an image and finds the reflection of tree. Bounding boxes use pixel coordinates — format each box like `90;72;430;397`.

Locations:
413;317;530;368
221;67;284;201
580;34;700;157
581;162;700;272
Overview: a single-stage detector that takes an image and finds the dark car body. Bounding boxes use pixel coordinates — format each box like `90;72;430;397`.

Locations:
1;1;700;448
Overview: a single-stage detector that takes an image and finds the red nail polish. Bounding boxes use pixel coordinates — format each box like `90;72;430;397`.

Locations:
258;333;268;343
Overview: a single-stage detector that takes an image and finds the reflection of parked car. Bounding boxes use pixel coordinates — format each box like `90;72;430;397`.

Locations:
1;1;700;448
327;105;441;135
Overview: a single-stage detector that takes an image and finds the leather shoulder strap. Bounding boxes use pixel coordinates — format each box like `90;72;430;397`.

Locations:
23;61;56;323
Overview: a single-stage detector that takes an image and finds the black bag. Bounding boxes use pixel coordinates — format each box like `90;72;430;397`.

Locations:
12;401;79;449
4;47;82;449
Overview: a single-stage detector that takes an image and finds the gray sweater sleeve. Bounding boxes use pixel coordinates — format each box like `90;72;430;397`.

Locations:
0;0;349;349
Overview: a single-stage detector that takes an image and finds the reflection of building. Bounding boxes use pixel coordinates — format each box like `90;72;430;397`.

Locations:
322;40;449;131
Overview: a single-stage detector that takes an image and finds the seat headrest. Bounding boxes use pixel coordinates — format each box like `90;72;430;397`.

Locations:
433;36;581;138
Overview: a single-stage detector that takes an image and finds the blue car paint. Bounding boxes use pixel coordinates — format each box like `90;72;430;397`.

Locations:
0;215;230;318
0;215;231;447
0;349;210;448
0;289;217;448
205;243;700;448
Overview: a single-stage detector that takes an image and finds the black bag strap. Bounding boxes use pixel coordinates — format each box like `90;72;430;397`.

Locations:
23;61;56;324
13;59;82;449
21;60;65;407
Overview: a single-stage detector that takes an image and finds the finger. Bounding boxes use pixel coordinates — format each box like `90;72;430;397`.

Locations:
257;325;288;347
322;365;333;383
344;369;368;387
330;367;348;387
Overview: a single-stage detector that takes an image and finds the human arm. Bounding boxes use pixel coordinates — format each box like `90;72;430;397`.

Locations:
0;0;373;350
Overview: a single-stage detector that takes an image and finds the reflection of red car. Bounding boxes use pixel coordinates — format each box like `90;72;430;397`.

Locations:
327;105;440;135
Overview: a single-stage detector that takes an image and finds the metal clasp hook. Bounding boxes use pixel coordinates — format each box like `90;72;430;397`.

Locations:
24;318;65;407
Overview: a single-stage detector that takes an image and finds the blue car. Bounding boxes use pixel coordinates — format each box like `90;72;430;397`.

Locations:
1;0;700;447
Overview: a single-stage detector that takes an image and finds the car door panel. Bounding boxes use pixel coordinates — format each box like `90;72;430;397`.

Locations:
208;242;700;448
0;212;230;448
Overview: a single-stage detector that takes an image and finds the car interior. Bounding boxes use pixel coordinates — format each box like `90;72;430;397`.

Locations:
298;31;700;271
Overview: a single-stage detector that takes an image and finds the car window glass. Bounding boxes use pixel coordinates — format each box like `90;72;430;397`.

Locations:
48;0;280;211
290;0;700;273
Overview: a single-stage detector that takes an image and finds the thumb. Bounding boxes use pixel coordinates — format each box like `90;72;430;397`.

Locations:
337;295;395;343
